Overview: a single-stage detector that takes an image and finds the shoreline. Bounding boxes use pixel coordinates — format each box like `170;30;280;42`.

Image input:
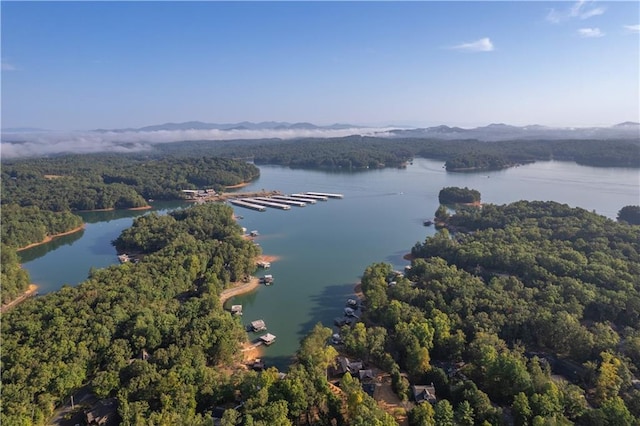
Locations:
1;284;38;313
224;181;252;189
16;225;86;252
220;277;262;305
77;205;152;212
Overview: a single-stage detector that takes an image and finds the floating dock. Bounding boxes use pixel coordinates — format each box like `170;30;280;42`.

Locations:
229;199;267;212
273;195;317;204
305;192;344;199
292;193;328;201
242;198;291;210
252;196;306;207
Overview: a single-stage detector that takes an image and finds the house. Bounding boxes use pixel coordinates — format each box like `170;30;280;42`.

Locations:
412;384;437;404
359;369;375;382
85;398;118;426
259;333;277;345
334;356;364;376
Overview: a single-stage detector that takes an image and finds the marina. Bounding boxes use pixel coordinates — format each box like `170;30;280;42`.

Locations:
241;198;291;210
227;192;344;212
305;191;344;199
228;199;267;212
272;195;317;204
291;193;328;201
251;197;306;207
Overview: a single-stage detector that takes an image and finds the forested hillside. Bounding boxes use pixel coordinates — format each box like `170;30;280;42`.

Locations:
1;155;260;211
1;202;402;426
351;200;639;424
0;204;84;304
154;136;640;170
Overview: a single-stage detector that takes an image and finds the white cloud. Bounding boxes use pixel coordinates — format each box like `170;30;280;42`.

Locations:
579;7;605;20
577;27;605;38
0;127;396;158
451;37;494;52
623;24;640;33
546;1;605;23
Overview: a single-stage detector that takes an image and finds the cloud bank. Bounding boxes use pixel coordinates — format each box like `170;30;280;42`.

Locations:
0;127;392;159
450;37;494;52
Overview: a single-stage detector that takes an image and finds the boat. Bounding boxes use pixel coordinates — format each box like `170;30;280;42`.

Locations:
423;220;434;226
260;274;274;285
344;307;357;317
250;230;259;237
346;298;358;308
117;254;131;263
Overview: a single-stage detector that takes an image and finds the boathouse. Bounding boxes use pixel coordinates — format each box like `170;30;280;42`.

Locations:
250;320;266;332
259;333;277;345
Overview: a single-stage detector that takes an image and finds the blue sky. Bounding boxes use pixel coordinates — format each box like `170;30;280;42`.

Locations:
2;1;639;130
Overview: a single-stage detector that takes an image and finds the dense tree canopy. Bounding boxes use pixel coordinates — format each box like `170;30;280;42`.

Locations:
1;155;260;211
618;205;640;225
154;136;640;170
438;187;481;204
0;204;84;304
353;200;640;423
1;204;83;248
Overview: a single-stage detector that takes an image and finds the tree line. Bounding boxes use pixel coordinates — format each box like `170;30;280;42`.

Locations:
0;204;84;304
1;155;260;211
153;136;640;171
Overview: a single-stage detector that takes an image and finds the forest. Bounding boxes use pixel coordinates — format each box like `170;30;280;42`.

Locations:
2;142;640;425
1;202;400;426
366;199;640;424
4;196;640;425
1;155;260;211
0;204;84;304
438;187;482;205
153;136;640;170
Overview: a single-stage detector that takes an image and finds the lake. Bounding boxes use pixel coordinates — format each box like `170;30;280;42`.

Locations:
19;158;640;369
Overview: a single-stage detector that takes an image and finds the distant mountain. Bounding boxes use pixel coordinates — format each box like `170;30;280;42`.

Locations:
613;121;640;127
383;123;640;141
95;121;362;133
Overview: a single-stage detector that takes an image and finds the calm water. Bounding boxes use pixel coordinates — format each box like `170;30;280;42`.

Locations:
20;159;640;368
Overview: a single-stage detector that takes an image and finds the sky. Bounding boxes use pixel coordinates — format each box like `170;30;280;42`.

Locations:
1;1;639;131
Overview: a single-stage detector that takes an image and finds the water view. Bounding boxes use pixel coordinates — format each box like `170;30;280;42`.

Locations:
20;158;640;368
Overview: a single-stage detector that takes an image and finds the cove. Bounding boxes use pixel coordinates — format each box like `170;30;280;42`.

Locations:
19;158;640;369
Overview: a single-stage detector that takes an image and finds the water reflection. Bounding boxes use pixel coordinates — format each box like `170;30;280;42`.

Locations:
18;229;85;263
